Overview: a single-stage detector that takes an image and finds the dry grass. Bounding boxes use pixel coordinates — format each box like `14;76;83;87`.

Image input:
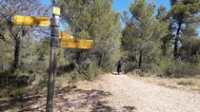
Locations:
128;73;200;93
76;74;109;90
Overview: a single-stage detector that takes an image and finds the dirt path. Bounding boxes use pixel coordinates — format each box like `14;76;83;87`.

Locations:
93;73;200;112
1;73;200;112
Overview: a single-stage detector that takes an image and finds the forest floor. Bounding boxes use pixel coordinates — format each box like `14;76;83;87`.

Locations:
1;73;200;112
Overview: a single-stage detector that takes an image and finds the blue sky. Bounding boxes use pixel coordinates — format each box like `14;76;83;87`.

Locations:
41;0;171;12
113;0;170;13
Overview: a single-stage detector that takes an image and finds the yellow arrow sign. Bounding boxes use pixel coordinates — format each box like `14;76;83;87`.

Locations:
59;31;73;39
60;39;93;49
12;15;50;27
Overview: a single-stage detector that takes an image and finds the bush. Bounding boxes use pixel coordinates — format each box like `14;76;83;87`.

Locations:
9;87;27;97
78;59;102;81
60;59;102;83
123;62;137;73
0;87;27;98
195;56;200;74
141;63;163;76
20;60;49;74
159;58;198;78
0;89;8;98
177;80;194;86
32;72;48;88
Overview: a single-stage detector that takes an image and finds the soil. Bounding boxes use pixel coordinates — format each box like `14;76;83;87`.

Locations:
1;73;200;112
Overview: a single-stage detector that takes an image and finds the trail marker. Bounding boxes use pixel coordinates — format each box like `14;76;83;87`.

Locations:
12;15;50;27
59;31;73;39
60;39;93;49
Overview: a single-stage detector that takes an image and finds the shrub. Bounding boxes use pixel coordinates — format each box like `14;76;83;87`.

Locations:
32;72;48;89
8;87;27;97
0;87;27;98
0;89;8;98
78;59;102;81
195;55;200;74
141;63;163;76
177;80;194;86
20;60;49;74
123;62;137;73
61;59;102;83
159;58;198;78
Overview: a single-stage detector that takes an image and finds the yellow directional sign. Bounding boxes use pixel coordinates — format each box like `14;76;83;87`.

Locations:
60;39;93;49
12;15;50;27
53;7;60;15
59;31;73;39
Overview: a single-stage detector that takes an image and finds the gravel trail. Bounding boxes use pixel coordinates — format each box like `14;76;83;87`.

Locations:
1;73;200;112
96;74;200;112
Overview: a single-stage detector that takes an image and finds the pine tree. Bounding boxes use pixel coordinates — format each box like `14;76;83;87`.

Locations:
156;5;172;57
122;0;165;68
0;0;50;71
168;0;200;59
59;0;122;72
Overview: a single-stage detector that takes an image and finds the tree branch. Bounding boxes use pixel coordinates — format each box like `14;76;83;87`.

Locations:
0;33;5;40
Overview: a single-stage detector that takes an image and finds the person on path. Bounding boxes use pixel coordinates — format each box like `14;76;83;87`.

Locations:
116;60;122;75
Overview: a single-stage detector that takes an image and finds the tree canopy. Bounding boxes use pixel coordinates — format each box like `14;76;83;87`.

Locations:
59;0;122;74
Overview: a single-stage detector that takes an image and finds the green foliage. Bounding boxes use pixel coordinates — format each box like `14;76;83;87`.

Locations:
0;70;36;98
33;72;48;89
195;56;200;73
0;89;9;98
0;32;13;70
65;59;102;82
180;36;200;63
60;0;122;76
169;0;200;58
78;59;102;81
56;58;103;84
0;46;13;70
159;58;198;78
121;0;200;78
8;87;27;97
123;62;137;74
19;40;50;74
0;0;50;71
177;80;194;86
140;63;163;76
122;0;167;69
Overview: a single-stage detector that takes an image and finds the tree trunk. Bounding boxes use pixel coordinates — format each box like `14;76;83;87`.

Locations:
12;38;21;71
138;42;142;69
174;36;178;59
98;53;103;67
76;51;81;65
76;51;84;65
138;49;142;69
174;27;181;59
162;39;167;56
174;18;183;59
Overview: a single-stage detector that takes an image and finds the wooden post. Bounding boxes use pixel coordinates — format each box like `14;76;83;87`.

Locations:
46;0;60;111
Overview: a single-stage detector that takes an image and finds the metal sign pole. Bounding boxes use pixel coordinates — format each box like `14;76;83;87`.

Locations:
46;0;60;111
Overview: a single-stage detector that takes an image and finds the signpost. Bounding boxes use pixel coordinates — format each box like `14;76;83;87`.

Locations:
59;31;93;49
59;31;74;39
46;0;60;111
11;0;93;111
53;7;60;15
60;39;93;49
12;15;50;27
